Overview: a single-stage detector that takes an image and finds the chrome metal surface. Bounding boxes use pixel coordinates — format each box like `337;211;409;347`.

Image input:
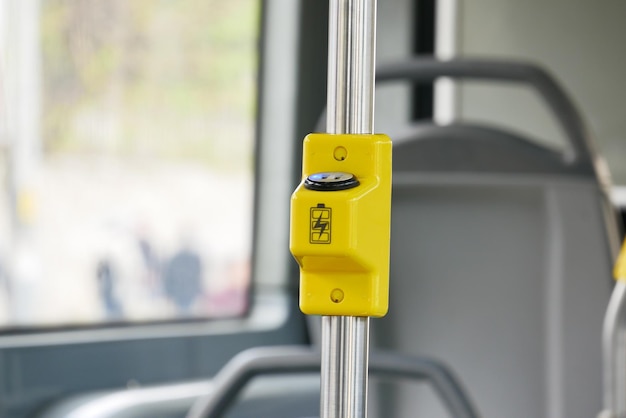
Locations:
327;0;377;135
322;1;377;417
321;316;370;418
308;172;355;183
603;281;626;418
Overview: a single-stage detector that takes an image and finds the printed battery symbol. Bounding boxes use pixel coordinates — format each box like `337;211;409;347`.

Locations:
310;203;332;244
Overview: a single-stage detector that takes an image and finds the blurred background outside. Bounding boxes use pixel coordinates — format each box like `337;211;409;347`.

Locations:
0;0;259;327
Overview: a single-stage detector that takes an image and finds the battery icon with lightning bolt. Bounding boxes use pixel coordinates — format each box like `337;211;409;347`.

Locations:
310;203;332;244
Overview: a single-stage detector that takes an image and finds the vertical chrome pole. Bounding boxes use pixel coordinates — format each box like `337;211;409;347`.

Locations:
322;1;377;418
327;0;376;135
602;281;626;418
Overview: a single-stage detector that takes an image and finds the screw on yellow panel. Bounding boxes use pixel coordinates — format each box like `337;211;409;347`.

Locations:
289;133;392;317
615;239;626;281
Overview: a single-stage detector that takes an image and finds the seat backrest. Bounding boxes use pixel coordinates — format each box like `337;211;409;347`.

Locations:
372;120;619;418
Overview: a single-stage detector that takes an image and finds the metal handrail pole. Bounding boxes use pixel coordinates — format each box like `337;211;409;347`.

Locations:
602;281;626;418
322;1;377;418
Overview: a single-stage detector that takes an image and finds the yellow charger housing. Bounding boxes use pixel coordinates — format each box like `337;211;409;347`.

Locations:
290;133;392;317
615;239;626;281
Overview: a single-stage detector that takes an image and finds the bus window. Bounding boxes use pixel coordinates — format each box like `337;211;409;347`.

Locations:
0;0;259;328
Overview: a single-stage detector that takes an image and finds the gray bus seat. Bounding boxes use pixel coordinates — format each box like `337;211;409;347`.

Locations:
377;127;616;418
371;58;620;418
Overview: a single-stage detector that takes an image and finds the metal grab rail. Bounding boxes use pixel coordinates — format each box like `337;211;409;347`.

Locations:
320;1;378;417
376;58;597;167
186;346;481;418
601;281;626;418
601;240;626;418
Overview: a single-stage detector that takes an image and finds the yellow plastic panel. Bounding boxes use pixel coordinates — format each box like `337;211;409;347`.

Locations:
290;133;392;317
615;239;626;281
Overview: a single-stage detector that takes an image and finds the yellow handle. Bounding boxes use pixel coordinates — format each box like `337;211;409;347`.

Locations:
290;133;392;317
